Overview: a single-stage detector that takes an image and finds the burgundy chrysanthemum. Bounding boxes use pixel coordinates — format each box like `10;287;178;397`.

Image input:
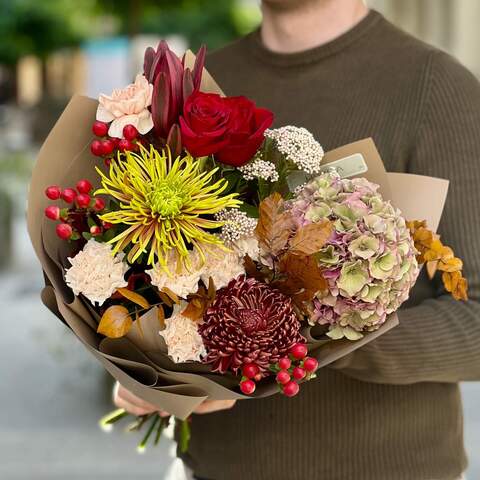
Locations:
199;276;304;375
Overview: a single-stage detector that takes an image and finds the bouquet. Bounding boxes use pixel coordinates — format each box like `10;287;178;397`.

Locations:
27;41;468;451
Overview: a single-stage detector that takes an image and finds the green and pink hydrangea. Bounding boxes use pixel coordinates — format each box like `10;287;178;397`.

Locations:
289;172;419;340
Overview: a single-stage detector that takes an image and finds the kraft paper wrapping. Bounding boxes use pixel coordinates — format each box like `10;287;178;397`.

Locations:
27;56;449;419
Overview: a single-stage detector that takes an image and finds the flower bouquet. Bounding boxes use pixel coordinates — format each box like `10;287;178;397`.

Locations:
27;42;468;450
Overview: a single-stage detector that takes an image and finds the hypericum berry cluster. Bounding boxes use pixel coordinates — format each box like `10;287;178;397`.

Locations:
270;343;319;397
44;180;109;241
215;208;258;242
238;158;279;182
238;343;319;397
90;121;141;166
265;126;324;174
239;363;261;395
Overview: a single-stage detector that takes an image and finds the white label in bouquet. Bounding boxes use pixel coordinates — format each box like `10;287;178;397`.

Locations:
319;153;368;178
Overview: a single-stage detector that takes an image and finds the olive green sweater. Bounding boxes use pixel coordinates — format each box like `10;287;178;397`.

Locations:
180;10;480;480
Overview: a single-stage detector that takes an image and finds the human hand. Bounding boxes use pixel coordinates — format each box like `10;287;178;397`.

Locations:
113;383;236;416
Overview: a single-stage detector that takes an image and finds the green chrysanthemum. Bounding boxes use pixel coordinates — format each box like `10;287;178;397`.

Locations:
95;146;241;267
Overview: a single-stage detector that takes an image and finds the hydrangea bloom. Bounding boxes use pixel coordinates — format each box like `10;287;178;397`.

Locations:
159;303;206;363
290;173;419;339
65;239;128;306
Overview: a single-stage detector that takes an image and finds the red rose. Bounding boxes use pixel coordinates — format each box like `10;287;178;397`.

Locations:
180;91;274;167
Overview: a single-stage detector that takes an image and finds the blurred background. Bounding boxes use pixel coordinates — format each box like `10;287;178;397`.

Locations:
0;0;478;479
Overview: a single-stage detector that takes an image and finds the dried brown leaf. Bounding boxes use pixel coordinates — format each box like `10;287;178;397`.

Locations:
289;220;333;256
255;192;295;256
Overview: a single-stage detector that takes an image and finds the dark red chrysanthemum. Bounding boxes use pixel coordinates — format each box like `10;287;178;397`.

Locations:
199;276;304;375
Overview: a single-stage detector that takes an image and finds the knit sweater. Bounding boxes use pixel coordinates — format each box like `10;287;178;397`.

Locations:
179;10;480;480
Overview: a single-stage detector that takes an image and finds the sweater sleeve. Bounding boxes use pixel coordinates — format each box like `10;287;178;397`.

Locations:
331;50;480;384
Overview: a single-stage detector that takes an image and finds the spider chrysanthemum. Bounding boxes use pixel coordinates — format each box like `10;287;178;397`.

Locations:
95;145;241;268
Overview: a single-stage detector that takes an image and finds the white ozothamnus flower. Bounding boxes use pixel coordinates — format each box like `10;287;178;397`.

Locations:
215;208;258;243
265;126;324;174
65;239;128;306
238;158;279;182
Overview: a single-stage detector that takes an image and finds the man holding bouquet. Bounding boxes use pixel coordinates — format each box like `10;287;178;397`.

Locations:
115;0;480;478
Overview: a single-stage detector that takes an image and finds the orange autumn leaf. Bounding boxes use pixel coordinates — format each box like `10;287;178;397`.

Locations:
442;271;468;301
288;220;333;256
278;253;327;298
439;256;463;273
162;287;180;304
181;284;216;321
116;287;150;309
97;305;133;338
255;192;295;256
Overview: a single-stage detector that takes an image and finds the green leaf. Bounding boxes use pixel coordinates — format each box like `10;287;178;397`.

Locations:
239;203;259;218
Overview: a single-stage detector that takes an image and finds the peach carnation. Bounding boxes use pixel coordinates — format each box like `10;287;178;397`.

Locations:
96;74;153;138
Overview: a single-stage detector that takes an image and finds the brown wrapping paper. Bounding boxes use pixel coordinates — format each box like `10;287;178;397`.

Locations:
28;61;449;419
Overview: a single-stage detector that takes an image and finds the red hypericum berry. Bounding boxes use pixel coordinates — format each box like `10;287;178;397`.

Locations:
240;379;256;395
44;205;60;221
123;124;138;141
56;223;73;240
276;370;291;385
303;357;319;373
61;188;77;204
290;343;308;360
242;363;260;379
76;193;91;209
90;225;102;236
92;121;108;137
102;221;113;230
293;367;306;380
118;139;133;151
283;381;300;398
278;357;291;370
90;139;103;156
45;185;62;200
93;197;106;211
76;179;92;194
104;157;112;167
101;139;115;155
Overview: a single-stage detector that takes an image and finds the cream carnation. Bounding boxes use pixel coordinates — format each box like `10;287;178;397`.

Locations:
96;74;153;138
200;246;245;289
146;262;201;299
159;303;206;363
65;239;128;306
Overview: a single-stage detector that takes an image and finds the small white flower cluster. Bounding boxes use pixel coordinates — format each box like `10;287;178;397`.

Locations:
215;208;258;243
265;126;324;174
238;158;279;182
65;239;128;306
